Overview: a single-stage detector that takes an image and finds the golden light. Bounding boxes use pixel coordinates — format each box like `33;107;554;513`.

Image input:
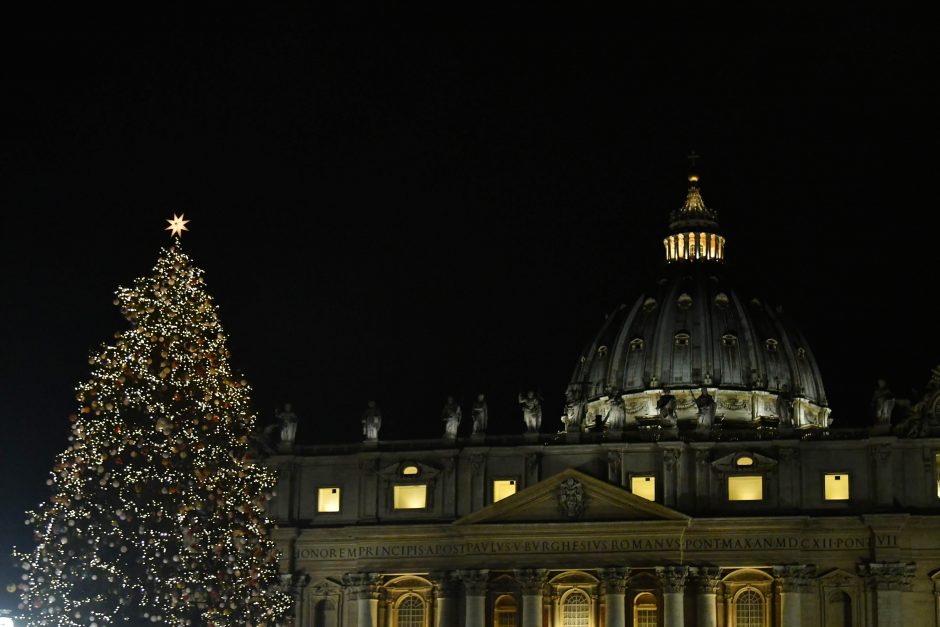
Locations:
165;213;190;238
394;484;427;509
728;476;763;501
824;474;850;500
317;487;341;512
493;479;517;502
631;475;656;501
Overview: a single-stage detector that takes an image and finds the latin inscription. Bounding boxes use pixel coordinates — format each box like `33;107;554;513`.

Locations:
294;534;897;561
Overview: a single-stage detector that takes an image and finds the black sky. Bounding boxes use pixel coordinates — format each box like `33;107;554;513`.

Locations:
1;25;936;604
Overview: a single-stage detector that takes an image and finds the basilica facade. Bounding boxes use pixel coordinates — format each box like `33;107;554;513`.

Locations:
265;173;940;627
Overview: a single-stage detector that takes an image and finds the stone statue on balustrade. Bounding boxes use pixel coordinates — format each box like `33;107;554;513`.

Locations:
441;396;462;439
471;393;488;435
872;379;895;425
562;386;584;432
692;387;716;430
361;400;382;442
519;390;542;433
274;402;298;450
604;392;626;431
773;383;793;427
656;394;678;427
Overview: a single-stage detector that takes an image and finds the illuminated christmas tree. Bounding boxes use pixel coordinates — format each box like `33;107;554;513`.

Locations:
14;216;291;626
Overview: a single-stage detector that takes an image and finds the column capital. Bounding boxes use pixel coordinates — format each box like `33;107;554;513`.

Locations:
858;562;915;591
600;567;631;594
773;564;815;592
656;565;689;593
343;572;382;600
458;569;490;596
514;568;548;595
689;566;721;594
430;570;460;598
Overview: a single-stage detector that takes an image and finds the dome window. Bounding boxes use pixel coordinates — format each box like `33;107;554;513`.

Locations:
630;338;645;352
714;292;730;308
796;347;806;358
642;297;657;312
735;455;754;467
677;293;693;309
402;465;420;476
674;332;690;347
765;339;779;352
721;333;737;347
597;345;608;355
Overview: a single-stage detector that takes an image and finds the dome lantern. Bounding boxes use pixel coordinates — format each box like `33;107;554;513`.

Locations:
663;157;726;263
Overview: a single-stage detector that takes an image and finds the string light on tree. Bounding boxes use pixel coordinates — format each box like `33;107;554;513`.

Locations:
14;217;290;626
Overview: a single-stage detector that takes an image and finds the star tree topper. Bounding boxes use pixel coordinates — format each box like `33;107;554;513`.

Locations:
165;213;190;238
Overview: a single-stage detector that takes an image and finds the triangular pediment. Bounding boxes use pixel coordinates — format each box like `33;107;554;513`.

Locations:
454;468;689;525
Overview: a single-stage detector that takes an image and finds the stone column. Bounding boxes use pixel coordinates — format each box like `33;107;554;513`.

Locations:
515;568;548;627
430;571;459;627
773;565;814;626
601;567;630;627
859;562;915;627
690;567;720;627
342;572;381;627
656;566;688;627
459;569;489;627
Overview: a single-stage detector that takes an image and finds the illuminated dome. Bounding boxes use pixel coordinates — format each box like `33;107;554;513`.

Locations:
568;170;830;433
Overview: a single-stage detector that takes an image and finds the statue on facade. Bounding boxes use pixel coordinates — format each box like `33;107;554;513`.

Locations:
775;384;793;427
604;392;626;430
692;387;716;429
275;402;298;448
656;394;678;426
519;390;542;433
441;396;462;439
471;393;488;435
562;386;584;432
751;369;765;388
361;401;382;441
872;379;895;424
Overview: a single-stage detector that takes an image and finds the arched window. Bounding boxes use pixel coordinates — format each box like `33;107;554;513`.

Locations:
633;592;657;627
735;589;765;627
494;594;518;627
396;595;425;627
562;589;590;626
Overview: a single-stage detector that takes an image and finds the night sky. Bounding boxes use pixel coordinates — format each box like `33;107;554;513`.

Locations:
1;25;935;606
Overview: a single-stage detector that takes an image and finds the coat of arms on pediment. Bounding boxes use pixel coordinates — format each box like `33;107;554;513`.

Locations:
558;477;587;519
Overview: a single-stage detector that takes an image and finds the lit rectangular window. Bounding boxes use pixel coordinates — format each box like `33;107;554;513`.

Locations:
631;475;656;501
728;476;763;501
493;479;517;502
393;484;427;509
317;487;341;512
825;473;850;500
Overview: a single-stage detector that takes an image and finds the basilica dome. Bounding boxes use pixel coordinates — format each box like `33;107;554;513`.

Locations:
568;172;830;431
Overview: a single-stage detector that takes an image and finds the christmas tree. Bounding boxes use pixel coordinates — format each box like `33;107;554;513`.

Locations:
14;217;291;626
